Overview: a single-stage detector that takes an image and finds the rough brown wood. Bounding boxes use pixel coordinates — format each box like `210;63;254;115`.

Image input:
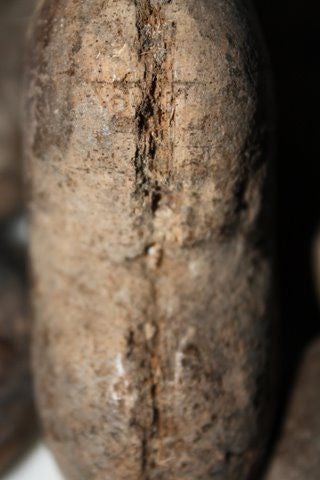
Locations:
265;338;320;480
0;266;34;471
25;1;275;479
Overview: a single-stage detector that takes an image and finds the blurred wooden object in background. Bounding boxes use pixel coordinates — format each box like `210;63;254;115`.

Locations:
0;0;35;219
0;267;34;472
265;338;320;480
0;0;36;472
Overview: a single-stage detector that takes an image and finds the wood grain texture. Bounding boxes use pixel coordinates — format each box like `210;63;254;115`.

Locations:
25;1;275;478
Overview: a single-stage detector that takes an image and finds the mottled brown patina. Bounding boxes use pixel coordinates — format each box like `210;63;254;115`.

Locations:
25;1;275;478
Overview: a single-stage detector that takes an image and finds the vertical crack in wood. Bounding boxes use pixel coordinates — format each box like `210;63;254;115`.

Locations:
134;0;174;477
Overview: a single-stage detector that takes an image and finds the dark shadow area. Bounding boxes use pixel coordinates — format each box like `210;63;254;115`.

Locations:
0;213;29;282
253;0;320;471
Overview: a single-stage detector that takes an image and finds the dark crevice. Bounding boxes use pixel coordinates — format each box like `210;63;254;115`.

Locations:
133;2;175;475
150;383;160;433
134;1;167;476
151;188;162;214
126;329;135;359
141;431;148;474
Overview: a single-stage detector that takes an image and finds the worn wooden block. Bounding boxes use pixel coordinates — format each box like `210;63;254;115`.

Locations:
25;1;275;478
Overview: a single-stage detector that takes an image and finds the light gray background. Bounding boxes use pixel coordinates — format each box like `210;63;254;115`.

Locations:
4;443;64;480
